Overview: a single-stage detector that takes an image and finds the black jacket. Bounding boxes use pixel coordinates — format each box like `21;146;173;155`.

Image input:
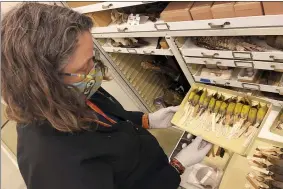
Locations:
17;87;181;189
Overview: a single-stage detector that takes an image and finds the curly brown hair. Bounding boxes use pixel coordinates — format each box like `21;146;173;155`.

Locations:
1;3;100;132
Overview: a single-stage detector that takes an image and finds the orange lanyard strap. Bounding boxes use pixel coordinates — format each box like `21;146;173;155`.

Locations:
94;120;111;127
86;100;117;125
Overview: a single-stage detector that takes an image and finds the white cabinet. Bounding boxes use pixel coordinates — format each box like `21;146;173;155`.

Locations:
71;2;154;14
91;15;283;37
168;15;283;30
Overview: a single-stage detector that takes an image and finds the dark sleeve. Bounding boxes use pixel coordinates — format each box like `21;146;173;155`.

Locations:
80;160;116;189
99;87;145;126
125;110;144;126
150;166;181;189
138;165;181;189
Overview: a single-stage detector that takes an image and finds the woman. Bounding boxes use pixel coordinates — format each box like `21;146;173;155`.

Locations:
1;3;212;189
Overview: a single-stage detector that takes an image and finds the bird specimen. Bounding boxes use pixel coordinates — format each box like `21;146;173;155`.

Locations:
192;89;208;118
200;67;233;80
247;146;283;189
140;60;181;82
243;104;268;147
140;56;189;109
177;88;269;147
209;94;224;132
228;98;252;139
195;92;217;131
163;89;183;107
108;38;149;48
191;36;266;52
178;89;203;126
221;97;237;136
265;36;283;51
275;113;283;130
258;71;282;86
239;68;255;78
111;9;129;25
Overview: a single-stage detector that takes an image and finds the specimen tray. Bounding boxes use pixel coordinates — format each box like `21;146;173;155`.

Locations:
219;139;283;189
171;83;272;156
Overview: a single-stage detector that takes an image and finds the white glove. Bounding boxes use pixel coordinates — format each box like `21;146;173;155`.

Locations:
148;106;179;129
175;136;212;167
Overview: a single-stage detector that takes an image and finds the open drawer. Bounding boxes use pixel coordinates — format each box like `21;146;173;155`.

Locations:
168;15;283;31
101;37;173;56
184;57;283;71
181;37;283;62
219;139;283;189
193;67;283;95
171;83;273;156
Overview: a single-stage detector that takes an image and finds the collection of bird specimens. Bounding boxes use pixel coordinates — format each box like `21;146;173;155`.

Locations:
275;113;283;131
246;146;283;189
191;36;283;52
172;84;271;155
270;111;283;137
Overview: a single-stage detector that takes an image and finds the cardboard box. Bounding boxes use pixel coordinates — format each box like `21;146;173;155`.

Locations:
263;2;283;15
85;10;112;27
160;2;194;22
211;2;236;19
67;2;101;8
190;2;213;20
234;2;263;17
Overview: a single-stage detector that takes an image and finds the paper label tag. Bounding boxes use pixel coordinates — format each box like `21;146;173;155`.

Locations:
233;52;252;60
127;14;140;26
200;78;211;84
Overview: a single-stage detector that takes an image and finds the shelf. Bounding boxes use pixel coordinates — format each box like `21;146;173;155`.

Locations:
184;57;283;71
195;76;283;95
92;15;283;38
193;68;283;95
93;27;283;38
181;38;283;62
102;37;172;56
71;2;155;14
92;19;163;34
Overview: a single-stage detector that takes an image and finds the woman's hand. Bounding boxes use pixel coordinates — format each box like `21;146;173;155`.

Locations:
148;106;179;129
175;136;212;167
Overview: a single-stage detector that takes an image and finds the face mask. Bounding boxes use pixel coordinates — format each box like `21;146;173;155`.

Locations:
72;66;103;99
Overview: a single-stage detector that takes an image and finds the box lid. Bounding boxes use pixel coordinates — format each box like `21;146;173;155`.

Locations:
67;2;100;8
213;1;235;6
162;2;194;14
234;2;262;11
191;2;213;11
212;1;235;9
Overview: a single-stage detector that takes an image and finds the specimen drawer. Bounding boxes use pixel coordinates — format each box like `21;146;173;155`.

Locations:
171;83;272;155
